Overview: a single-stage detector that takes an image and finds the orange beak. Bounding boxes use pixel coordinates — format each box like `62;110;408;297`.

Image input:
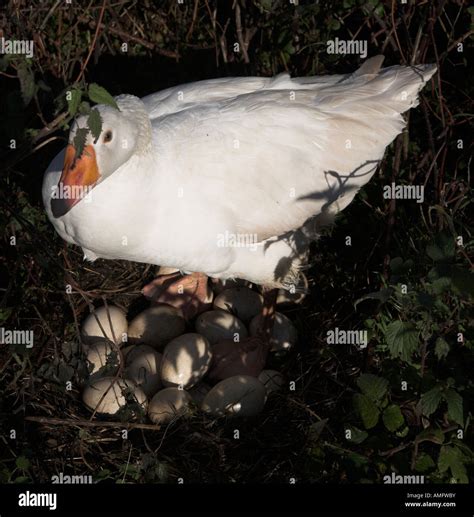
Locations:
51;144;100;218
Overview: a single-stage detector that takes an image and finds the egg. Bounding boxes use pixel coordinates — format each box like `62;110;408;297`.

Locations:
276;272;308;306
125;344;157;364
127;305;186;349
258;370;285;395
209;337;266;381
81;305;128;345
195;310;248;345
82;377;147;415
249;312;297;352
201;375;266;417
188;382;211;406
148;387;192;424
210;277;252;295
157;266;180;275
213;287;263;323
161;333;212;388
124;347;163;397
84;341;119;377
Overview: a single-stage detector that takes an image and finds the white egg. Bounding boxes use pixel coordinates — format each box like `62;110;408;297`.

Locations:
124;348;163;397
213;287;263;323
148;388;192;424
84;341;119;377
195;310;248;345
210;277;252;295
258;369;285;395
156;266;180;275
188;382;211;406
82;377;147;415
81;305;128;345
128;305;186;349
125;344;157;364
276;272;308;306
161;333;212;389
201;375;266;417
249;311;297;352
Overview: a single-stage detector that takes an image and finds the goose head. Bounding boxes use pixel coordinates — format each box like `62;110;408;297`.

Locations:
51;94;152;218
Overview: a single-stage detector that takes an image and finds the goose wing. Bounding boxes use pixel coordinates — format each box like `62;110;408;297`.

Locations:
152;60;436;242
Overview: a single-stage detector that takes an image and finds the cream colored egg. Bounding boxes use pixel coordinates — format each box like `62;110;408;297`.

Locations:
213;287;263;323
201;375;266;417
276;272;308;306
195;310;248;345
82;377;147;415
210;277;252;295
258;370;285;395
148;388;192;424
124;348;163;397
249;312;297;352
188;382;211;406
128;305;186;349
161;333;212;388
125;344;157;364
157;266;180;276
84;341;119;377
81;305;128;345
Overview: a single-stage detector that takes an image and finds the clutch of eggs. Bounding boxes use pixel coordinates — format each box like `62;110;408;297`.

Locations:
80;280;296;422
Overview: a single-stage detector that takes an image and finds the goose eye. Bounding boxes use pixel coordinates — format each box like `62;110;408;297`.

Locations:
103;130;113;143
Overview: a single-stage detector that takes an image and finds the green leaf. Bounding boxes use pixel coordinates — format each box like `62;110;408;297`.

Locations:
353;393;379;429
67;88;82;116
420;386;443;417
87;109;103;142
17;62;35;105
395;425;409;438
450;266;474;298
78;101;92;115
356;374;389;403
308;418;328;442
414;452;435;473
382;404;405;432
438;445;468;483
13;476;30;483
416;427;444;445
345;424;368;444
354;288;393;308
426;231;455;262
385;321;419;361
434;337;450;360
15;456;30;470
0;307;13;325
88;83;118;109
443;389;463;426
73;127;89;159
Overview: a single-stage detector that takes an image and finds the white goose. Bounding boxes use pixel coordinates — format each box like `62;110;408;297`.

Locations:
43;56;435;376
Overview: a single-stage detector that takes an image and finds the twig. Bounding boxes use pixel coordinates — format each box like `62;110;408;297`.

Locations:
25;415;162;431
75;0;108;83
235;2;249;63
186;0;200;42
